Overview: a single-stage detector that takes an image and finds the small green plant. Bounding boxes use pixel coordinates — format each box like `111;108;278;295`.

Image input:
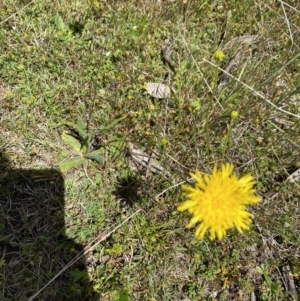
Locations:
54;14;73;42
113;288;130;301
256;264;284;300
58;115;126;172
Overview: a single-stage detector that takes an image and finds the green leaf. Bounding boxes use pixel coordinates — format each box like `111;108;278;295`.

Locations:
76;116;88;139
191;99;202;110
255;266;263;274
69;268;89;283
107;243;123;255
61;131;82;155
54;14;66;32
85;150;104;164
113;289;130;301
139;15;148;28
59;156;86;173
127;29;141;41
100;115;126;132
107;137;125;161
63;121;88;140
264;274;272;286
57;149;69;161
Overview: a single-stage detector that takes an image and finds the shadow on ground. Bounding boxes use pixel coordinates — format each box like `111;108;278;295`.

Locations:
0;151;98;301
114;173;155;211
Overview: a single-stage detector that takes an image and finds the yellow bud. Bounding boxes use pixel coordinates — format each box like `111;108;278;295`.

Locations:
214;49;225;61
231;110;239;119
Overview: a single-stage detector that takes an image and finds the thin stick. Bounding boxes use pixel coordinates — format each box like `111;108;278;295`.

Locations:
0;0;35;25
28;172;187;301
27;209;141;301
179;32;224;111
280;0;294;45
203;58;300;119
156;181;186;198
279;0;300;14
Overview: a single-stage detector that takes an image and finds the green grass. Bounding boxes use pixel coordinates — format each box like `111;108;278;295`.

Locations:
1;0;300;300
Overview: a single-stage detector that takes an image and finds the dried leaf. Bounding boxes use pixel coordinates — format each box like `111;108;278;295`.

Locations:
161;39;173;62
146;83;170;99
287;168;300;183
100;255;110;264
128;143;171;178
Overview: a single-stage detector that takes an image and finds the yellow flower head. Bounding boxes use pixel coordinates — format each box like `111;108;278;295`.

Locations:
178;163;261;240
231;110;239;119
214;49;225;61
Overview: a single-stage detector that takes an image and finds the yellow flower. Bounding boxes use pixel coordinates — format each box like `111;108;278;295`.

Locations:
178;163;261;240
93;284;100;292
214;49;225;61
231;110;239;119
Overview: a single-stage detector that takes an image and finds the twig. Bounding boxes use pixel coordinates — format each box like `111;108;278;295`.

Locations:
217;48;243;90
278;0;300;14
282;265;298;300
203;58;300;119
156;180;186;198
179;32;224;111
0;0;35;25
27;209;141;301
280;1;294;45
250;291;256;301
84;162;96;186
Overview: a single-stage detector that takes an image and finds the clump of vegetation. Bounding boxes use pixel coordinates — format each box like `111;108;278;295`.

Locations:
0;0;300;300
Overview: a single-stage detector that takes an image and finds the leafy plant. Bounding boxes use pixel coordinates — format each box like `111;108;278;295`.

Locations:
113;288;130;301
54;14;73;42
68;268;89;283
58;115;126;172
256;264;285;300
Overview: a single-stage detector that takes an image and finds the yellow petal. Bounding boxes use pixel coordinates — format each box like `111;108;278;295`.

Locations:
177;201;195;212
